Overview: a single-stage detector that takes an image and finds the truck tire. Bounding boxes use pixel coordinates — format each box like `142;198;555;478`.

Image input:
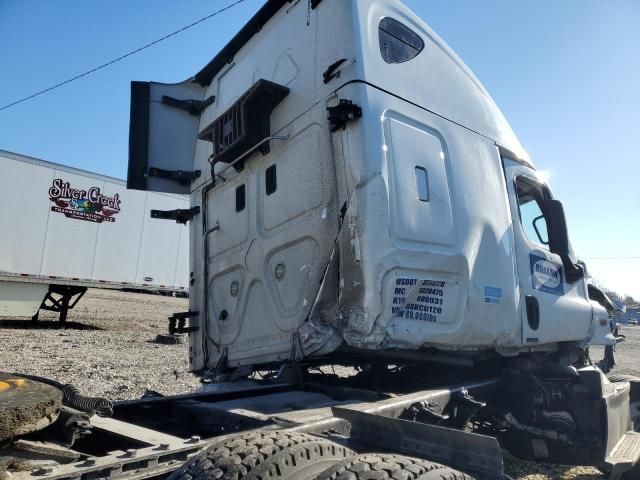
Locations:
608;373;640;431
168;430;354;480
313;453;474;480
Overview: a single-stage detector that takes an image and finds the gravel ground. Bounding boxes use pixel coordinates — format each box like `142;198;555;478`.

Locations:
1;288;638;480
0;289;201;400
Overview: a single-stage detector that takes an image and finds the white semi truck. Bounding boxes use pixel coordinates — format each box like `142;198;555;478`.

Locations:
0;150;189;322
1;1;637;479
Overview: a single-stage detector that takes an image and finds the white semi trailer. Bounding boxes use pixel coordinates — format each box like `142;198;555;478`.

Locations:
0;1;637;479
0;149;189;322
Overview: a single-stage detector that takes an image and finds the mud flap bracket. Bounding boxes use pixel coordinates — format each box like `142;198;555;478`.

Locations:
148;167;201;185
151;206;200;224
161;95;214;116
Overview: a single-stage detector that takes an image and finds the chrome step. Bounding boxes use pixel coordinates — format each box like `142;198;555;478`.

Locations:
605;431;640;479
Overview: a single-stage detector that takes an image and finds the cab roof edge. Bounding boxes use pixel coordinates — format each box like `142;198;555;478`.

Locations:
194;0;291;87
497;144;533;168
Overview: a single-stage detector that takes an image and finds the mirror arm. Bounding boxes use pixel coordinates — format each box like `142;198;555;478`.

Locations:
542;199;584;284
559;253;584;284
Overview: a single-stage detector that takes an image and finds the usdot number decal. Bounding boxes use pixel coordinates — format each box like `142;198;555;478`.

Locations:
391;278;447;323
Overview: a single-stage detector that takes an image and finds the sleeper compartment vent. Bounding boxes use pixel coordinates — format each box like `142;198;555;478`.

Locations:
198;79;289;170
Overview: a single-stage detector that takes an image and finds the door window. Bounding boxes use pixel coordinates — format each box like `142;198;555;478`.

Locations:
515;176;551;248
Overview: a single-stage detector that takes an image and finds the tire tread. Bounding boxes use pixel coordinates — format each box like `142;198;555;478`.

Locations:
168;430;353;480
313;453;474;480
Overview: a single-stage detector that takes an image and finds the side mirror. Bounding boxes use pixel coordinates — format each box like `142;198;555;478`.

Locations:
543;199;569;255
542;199;584;283
532;215;549;245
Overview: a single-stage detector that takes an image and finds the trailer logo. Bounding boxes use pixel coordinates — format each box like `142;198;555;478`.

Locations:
530;254;564;296
48;178;121;223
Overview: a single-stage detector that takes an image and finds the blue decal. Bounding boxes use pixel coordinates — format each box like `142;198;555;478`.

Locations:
529;254;564;296
484;286;502;304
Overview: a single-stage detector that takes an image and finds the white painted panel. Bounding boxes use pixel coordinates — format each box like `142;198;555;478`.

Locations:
266;237;318;323
40;170;103;278
0;151;189;290
0;156;52;275
0;156;44;274
208;178;249;257
262;124;325;231
19;166;55;273
136;193;189;286
384;114;455;248
201;102;338;367
356;0;529;163
204;0;314;136
0;281;47;317
210;267;246;345
0;157;29;273
91;181;146;283
174;223;189;288
146;81;204;194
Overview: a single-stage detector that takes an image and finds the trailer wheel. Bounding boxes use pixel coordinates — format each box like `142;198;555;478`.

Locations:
608;373;640;431
313;453;475;480
168;430;354;480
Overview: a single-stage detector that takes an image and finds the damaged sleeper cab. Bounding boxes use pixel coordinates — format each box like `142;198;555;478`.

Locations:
127;0;607;372
125;1;639;472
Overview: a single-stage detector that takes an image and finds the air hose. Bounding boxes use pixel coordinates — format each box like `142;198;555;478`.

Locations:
60;384;113;417
11;373;113;417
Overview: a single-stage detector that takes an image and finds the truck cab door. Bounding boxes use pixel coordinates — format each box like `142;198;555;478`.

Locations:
127;80;209;194
502;157;592;346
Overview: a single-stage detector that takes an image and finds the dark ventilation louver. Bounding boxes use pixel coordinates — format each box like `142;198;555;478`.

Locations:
198;79;289;169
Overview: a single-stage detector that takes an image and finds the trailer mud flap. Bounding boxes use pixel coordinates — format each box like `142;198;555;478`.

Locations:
332;407;504;480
